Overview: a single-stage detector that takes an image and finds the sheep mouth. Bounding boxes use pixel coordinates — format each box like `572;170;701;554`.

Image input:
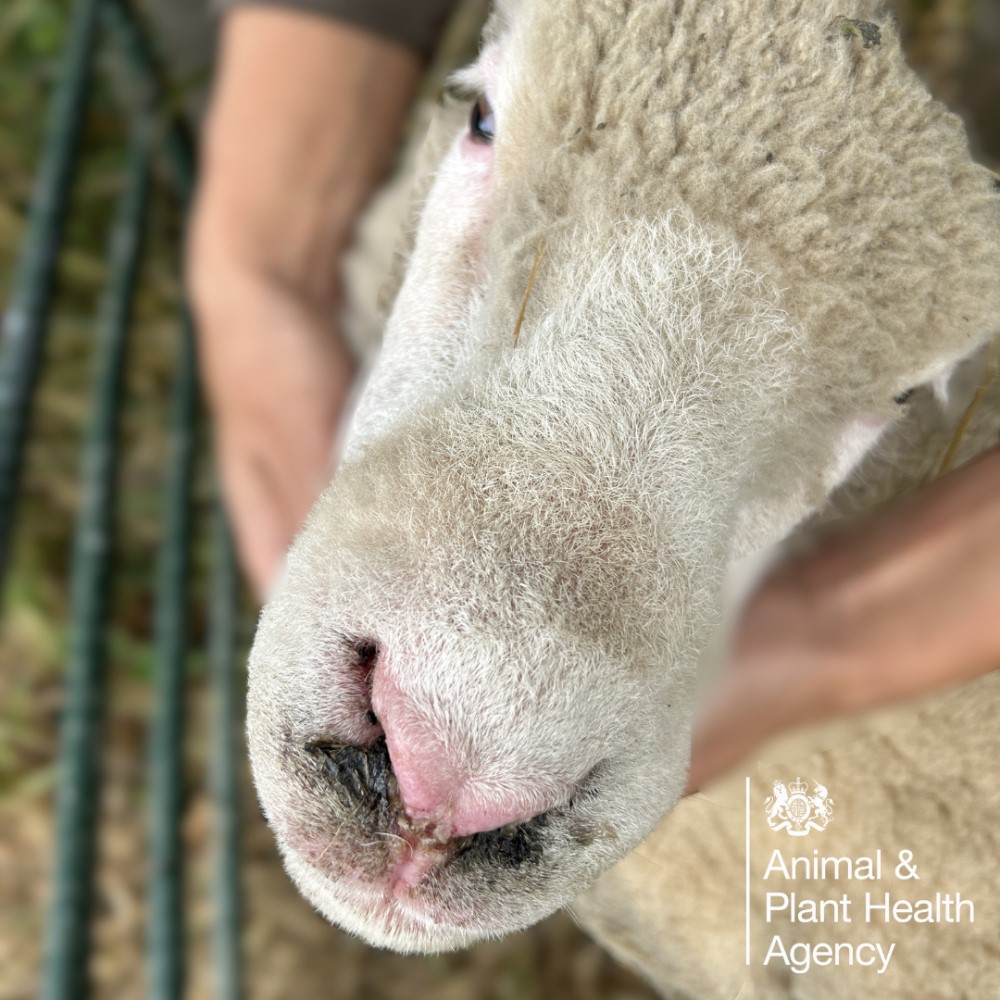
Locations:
298;738;551;886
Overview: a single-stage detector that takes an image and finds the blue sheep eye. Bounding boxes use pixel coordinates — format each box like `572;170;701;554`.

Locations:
470;95;496;144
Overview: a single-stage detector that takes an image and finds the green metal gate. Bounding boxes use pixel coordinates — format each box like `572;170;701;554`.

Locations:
1;2;243;997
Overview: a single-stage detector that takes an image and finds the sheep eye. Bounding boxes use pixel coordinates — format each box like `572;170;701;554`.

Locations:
470;94;496;144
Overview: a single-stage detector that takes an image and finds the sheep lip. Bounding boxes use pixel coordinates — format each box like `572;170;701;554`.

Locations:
378;894;478;938
294;845;479;935
287;794;556;894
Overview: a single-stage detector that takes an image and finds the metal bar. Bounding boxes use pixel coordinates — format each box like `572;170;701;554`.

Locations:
147;305;199;1000
101;10;246;996
94;8;207;996
85;6;245;995
41;121;151;1000
0;0;102;588
209;507;244;1000
100;0;197;199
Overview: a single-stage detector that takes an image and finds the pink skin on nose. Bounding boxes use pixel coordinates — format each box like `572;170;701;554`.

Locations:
370;666;549;839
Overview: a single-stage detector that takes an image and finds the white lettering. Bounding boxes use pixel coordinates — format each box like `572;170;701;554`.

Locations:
763;936;895;974
866;892;976;923
761;849;881;880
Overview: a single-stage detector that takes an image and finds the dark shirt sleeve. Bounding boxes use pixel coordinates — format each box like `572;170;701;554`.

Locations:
213;0;460;58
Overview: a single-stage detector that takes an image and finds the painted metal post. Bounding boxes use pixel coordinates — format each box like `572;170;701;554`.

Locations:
41;121;151;1000
0;0;102;586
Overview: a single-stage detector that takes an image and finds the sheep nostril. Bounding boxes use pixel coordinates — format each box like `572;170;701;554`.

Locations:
344;636;382;730
353;639;379;667
303;739;548;869
306;738;395;821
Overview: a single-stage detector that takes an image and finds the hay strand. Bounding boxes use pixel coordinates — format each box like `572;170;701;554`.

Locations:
513;237;546;346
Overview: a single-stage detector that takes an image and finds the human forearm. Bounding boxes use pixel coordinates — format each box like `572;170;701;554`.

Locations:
794;444;1000;712
188;9;424;595
689;445;1000;791
192;7;423;306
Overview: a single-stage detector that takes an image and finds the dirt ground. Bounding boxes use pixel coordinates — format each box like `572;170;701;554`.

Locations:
1;1;998;999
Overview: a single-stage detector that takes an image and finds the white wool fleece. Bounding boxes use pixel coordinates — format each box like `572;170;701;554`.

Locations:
246;0;1000;960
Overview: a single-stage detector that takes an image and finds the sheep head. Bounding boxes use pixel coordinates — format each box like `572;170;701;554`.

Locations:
247;0;1000;951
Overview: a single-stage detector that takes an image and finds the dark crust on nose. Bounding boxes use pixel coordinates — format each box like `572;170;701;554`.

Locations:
302;738;548;873
305;738;394;831
452;813;547;871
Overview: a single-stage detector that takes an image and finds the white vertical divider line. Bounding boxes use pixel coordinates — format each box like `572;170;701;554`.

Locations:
746;775;751;966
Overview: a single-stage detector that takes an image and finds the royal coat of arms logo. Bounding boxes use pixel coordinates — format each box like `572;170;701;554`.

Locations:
765;777;834;836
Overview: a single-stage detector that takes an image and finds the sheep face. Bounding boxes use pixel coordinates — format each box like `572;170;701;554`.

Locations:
247;0;1000;953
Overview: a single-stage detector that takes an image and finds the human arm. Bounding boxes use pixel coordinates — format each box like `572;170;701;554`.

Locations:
188;8;424;596
688;444;1000;792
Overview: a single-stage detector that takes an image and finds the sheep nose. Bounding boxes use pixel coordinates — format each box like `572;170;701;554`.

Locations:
304;739;393;829
370;666;554;839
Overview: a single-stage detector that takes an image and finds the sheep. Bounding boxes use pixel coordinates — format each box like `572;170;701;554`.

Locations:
246;0;1000;993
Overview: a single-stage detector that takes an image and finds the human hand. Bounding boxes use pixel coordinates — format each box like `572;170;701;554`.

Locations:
685;562;841;794
191;262;356;598
687;445;1000;793
188;9;422;596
